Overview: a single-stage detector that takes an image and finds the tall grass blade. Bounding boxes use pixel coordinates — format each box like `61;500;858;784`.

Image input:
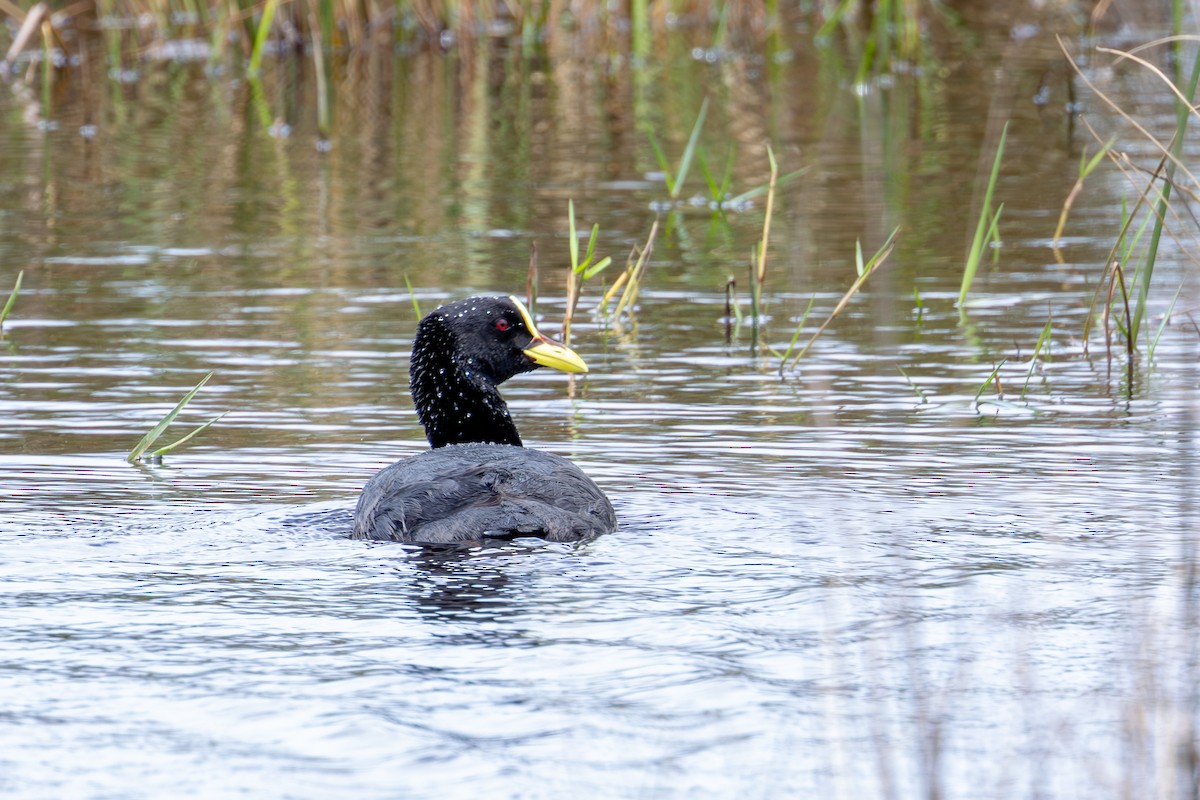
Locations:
973;360;1007;408
1149;282;1184;361
645;130;675;196
672;97;710;199
310;10;331;139
699;147;737;203
1;270;23;328
1021;316;1053;400
771;295;816;369
582;223;599;268
1132;48;1200;345
127;372;219;463
756;144;779;285
568;199;580;270
959;122;1008;309
725;168;807;207
583;256;613;280
898;367;929;404
613;218;659;319
152;412;228;457
403;275;422;319
1052;139;1115;250
787;226;900;369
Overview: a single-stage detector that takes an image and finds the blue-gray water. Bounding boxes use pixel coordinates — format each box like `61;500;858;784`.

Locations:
2;4;1199;797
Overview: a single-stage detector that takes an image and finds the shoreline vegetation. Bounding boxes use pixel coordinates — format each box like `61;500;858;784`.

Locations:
0;1;1079;90
3;0;1198;444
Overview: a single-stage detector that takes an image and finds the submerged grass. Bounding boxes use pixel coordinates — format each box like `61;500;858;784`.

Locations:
127;371;226;464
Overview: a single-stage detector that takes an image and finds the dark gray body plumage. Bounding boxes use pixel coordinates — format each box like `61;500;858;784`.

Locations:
351;443;616;544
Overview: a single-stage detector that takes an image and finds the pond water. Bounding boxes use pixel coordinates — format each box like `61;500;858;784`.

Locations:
2;3;1199;798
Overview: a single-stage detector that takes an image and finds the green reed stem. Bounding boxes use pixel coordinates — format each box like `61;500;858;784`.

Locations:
247;0;279;76
1;271;23;328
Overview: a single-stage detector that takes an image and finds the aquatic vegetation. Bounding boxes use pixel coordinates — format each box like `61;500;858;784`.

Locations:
126;371;226;463
1051;139;1115;256
723;276;744;340
897;367;929;404
606;218;659;322
0;270;22;332
561;199;612;345
1021;316;1053;401
646;98;709;201
972;360;1007;411
958;121;1007;313
247;0;281;77
749;144;779;325
403;275;422;320
778;226;900;372
645;100;804;214
817;0;927;82
1064;29;1200;372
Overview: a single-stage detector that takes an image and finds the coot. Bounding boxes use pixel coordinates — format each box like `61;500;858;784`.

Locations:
351;295;616;544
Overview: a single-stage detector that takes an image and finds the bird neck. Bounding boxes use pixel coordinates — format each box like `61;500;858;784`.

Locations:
409;335;524;450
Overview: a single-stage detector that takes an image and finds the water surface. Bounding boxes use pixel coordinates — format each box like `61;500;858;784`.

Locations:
2;5;1198;798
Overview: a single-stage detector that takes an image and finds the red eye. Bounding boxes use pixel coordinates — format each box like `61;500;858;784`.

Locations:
495;318;510;332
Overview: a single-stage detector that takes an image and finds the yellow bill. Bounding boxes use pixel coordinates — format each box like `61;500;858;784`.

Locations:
510;295;589;374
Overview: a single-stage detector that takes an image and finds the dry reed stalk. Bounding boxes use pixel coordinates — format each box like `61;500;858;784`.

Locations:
526;241;538;317
612;217;659;319
562;255;579;345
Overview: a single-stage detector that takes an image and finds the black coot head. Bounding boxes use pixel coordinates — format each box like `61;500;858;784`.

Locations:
416;295;587;385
